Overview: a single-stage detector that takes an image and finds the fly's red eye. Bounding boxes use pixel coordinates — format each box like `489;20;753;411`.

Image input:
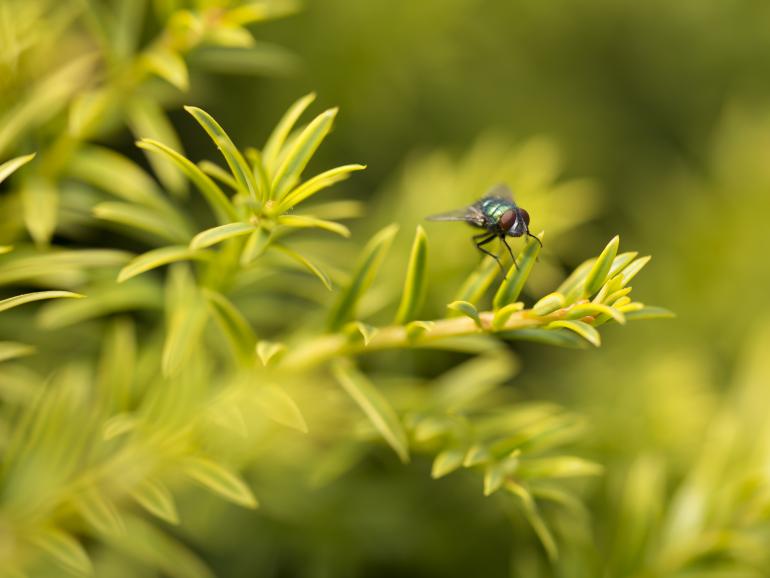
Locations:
520;209;530;226
500;210;516;231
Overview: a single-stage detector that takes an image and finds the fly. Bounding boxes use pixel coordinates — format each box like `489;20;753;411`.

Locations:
426;184;542;275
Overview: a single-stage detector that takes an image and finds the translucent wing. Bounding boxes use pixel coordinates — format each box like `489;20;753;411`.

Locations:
482;183;515;203
426;204;488;227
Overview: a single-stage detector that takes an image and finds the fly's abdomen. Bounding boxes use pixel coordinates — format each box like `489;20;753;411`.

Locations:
479;198;513;223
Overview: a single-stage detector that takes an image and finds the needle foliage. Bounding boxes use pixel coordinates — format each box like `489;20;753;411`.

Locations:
0;1;691;577
0;88;667;575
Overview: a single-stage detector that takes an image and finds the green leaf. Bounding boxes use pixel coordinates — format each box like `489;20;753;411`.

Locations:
94;202;190;243
184;106;258;201
394;225;428;324
254;384;308;433
191;42;299;76
584;235;619;297
190;222;256;250
276;163;366;211
608;251;639;278
603;273;627;296
128;98;188;196
0;55;93;157
327;224;398;331
547;320;601;347
97;318;136;412
137;138;238;224
273;244;331;289
38;282;160;329
624;306;675;321
492;302;525;330
33;528;93;576
111;0;145;58
68;88;114;139
225;1;300;25
618;255;652;287
0;341;36;363
413;416;452;443
272;107;338;199
203;289;256;361
263;92;316;175
493;232;543;310
431;448;466;479
0;152;35;184
162;278;209;378
77;490;126;537
505;482;558;561
67;145;176;210
532;292;566;316
142;47;189;90
240;228;272;266
203;25;254;48
105;515;213;578
98;317;137;412
483;462;507;496
69;145;170;210
499;327;588;349
518;456;603;479
567;302;626;324
198;160;238;190
208;401;248;438
405;320;434;342
589;279;614;305
256;340;286;366
277;215;350;237
604;287;632;306
0;291;83;314
446;301;482;328
617;302;646;314
530;487;586;517
452;256;499;307
118;245;205;283
614;300;643;318
245;147;271;201
432;352;516;410
103;414;138;440
183;457;258;509
612;296;632;310
463;444;492;467
556;259;595;299
345;321;378;346
305;199;365;220
22;177;58;246
331;358;410;463
131;479;179;525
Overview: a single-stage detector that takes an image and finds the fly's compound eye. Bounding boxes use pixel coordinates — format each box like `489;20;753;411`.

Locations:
519;209;530;226
500;210;516;231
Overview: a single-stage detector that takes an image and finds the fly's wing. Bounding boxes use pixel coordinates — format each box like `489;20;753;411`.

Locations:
482;183;516;204
426;204;488;228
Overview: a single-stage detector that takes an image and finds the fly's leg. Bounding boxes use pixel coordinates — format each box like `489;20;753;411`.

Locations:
526;231;543;248
473;233;505;277
501;236;518;270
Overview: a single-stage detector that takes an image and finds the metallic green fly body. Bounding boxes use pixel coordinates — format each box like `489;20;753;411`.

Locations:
426;184;542;274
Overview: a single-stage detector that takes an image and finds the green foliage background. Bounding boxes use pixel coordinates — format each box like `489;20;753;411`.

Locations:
2;1;769;577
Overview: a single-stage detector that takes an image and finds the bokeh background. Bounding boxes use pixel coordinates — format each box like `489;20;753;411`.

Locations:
3;0;770;576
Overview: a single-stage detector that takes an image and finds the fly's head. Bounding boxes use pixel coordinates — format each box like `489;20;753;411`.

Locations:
501;208;530;237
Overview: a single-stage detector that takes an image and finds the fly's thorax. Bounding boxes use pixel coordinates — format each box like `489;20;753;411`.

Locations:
479;198;515;222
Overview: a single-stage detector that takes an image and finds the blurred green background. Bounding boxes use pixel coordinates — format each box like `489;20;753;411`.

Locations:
4;0;770;576
228;1;770;575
